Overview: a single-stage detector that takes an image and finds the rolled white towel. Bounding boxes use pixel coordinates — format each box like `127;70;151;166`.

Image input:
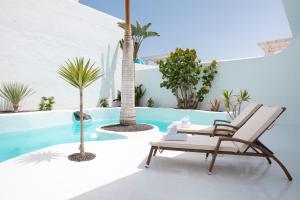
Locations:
181;115;190;123
167;124;178;135
162;133;187;141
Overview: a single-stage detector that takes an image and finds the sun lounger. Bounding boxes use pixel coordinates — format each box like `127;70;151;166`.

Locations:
146;106;292;181
177;103;262;137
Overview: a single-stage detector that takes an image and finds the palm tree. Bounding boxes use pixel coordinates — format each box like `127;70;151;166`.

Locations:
58;57;102;160
0;82;34;112
120;0;136;125
118;21;160;61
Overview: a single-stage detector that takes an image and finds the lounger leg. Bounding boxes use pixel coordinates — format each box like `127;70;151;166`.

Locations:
153;148;158;156
205;153;209;159
265;157;272;164
145;146;156;168
257;140;274;154
251;146;272;164
208;152;218;175
270;155;293;181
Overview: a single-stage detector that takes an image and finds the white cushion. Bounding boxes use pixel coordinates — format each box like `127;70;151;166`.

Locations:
231;103;262;127
150;135;238;152
233;106;283;152
177;103;261;135
177;124;212;134
177;125;233;136
162;134;187;141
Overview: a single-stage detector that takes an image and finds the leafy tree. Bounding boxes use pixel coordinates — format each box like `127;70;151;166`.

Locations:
118;21;160;61
159;48;218;109
58;57;102;160
0;82;34;112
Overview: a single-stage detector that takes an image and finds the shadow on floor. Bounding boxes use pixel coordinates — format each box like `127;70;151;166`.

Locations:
17;151;65;165
71;151;294;200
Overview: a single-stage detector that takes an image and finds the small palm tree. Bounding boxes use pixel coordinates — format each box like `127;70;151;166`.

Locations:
58;57;102;160
0;82;34;112
118;21;160;61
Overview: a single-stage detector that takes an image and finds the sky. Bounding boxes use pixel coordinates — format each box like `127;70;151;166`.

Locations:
80;0;292;61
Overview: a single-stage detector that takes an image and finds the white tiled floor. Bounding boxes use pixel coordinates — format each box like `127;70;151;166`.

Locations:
0;124;299;200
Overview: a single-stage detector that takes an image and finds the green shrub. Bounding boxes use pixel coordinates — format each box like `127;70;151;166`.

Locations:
159;48;218;109
223;89;250;119
147;97;154;107
210;98;221;112
116;90;121;101
39;96;55;111
117;85;146;106
135;84;146;106
99;98;109;107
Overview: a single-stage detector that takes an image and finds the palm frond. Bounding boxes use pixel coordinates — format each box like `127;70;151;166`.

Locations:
144;31;160;38
58;57;103;90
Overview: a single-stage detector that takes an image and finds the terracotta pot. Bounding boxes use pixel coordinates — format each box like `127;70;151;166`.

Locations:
13;104;19;112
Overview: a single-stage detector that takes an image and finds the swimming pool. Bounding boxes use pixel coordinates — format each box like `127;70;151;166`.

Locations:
0;107;227;162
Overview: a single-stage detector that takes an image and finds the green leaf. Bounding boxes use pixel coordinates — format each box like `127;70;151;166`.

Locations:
58;57;103;90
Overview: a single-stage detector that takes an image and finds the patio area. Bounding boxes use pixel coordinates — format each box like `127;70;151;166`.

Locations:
0;124;299;200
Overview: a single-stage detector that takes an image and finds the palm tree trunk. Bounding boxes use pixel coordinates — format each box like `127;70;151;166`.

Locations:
79;89;85;156
120;0;136;125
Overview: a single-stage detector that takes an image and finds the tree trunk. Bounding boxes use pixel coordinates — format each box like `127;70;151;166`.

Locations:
79;89;85;157
120;0;136;125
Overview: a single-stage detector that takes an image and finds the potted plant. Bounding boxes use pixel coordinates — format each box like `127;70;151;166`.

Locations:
0;82;34;112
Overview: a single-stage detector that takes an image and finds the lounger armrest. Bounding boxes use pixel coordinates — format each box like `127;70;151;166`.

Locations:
213;119;231;125
211;128;236;137
217;137;267;153
218;137;252;145
214;124;239;130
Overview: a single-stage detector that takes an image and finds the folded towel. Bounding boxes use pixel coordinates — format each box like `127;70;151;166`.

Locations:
167;124;178;135
162;133;187;141
172;120;191;128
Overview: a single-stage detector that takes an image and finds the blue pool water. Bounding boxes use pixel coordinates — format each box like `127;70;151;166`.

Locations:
0;119;172;162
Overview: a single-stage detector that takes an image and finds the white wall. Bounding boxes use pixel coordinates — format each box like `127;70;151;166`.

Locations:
136;0;300;126
0;0;123;110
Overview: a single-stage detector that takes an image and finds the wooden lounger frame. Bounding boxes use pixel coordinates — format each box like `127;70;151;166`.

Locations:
178;104;263;137
145;107;293;181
